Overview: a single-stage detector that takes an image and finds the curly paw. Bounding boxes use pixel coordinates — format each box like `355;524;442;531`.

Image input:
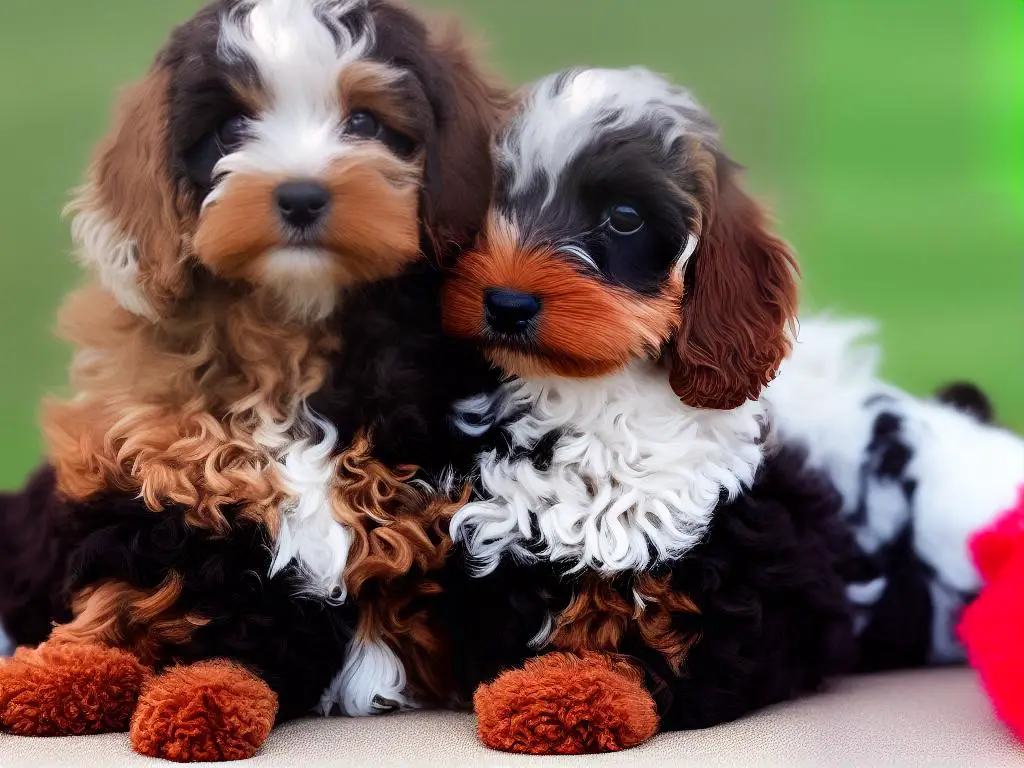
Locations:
0;643;150;735
474;652;659;754
130;660;277;762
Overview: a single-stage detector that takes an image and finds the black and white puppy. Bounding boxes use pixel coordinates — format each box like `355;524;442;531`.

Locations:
440;67;860;754
766;317;1024;669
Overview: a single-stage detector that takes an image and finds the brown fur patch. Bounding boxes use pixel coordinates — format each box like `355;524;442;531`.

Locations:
338;61;424;139
420;20;510;262
51;577;209;666
0;643;152;736
334;434;468;704
443;219;680;379
319;150;422;282
68;67;196;314
131;661;277;762
550;574;698;674
474;652;659;754
42;285;336;533
670;147;798;410
192;175;283;280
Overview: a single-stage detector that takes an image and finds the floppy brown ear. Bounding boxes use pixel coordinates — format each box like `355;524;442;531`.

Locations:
670;156;799;410
421;23;508;264
68;68;195;319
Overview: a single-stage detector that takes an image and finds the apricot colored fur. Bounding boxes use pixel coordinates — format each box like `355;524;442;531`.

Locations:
474;652;659;754
0;643;151;736
43;285;336;534
131;660;277;762
336;435;470;702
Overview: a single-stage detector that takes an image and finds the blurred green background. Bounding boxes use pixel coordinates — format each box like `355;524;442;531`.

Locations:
0;0;1020;489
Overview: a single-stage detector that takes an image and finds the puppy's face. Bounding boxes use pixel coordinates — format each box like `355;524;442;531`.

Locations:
73;0;500;323
444;68;798;410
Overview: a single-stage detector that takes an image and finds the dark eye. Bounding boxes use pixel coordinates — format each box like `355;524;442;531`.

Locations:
184;114;248;189
216;114;248;153
346;110;381;138
604;204;644;236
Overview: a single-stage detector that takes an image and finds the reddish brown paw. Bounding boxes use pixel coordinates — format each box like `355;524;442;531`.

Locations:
0;643;151;735
130;660;278;762
474;652;659;754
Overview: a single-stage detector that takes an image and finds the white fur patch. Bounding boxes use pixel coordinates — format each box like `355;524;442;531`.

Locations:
261;247;339;322
320;636;416;716
766;316;1024;595
451;363;766;575
68;207;157;320
269;406;353;600
215;0;374;184
501;67;717;210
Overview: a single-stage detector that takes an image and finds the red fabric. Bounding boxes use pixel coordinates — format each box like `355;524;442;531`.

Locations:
960;486;1024;742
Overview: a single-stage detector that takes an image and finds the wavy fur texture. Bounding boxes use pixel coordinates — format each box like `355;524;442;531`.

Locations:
58;493;356;721
451;363;765;576
446;446;859;728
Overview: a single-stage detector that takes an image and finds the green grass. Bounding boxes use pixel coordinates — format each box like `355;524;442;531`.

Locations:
0;0;1019;489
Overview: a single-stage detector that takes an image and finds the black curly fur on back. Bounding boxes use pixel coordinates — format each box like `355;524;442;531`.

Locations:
443;446;860;729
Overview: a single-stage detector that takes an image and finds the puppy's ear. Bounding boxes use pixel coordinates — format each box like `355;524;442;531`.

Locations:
67;69;194;320
670;155;798;410
420;23;508;264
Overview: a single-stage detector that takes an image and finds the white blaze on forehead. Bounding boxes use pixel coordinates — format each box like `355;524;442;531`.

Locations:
500;67;717;208
214;0;375;179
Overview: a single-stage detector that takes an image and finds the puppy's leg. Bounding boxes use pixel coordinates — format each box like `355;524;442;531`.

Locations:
0;642;151;735
473;651;659;754
131;660;277;763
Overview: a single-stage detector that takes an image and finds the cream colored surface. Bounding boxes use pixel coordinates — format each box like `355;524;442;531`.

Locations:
0;669;1018;768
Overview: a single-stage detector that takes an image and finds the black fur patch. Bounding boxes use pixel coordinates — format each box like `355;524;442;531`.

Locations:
309;263;500;473
0;466;73;646
64;493;356;721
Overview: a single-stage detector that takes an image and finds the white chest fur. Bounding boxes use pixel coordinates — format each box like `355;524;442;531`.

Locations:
451;363;766;575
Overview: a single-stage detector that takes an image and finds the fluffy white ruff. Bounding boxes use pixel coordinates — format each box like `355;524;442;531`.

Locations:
766;316;1024;594
269;406;353;601
320;636;416;717
451;362;766;575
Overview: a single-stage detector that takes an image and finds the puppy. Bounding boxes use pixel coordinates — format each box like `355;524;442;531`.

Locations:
440;67;858;754
766;317;1024;669
0;0;502;759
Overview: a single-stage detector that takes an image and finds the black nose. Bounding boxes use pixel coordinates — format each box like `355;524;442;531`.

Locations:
275;181;330;228
484;289;541;335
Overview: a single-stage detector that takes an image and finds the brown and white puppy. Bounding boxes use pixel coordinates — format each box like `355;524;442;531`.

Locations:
0;0;504;758
48;0;497;539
